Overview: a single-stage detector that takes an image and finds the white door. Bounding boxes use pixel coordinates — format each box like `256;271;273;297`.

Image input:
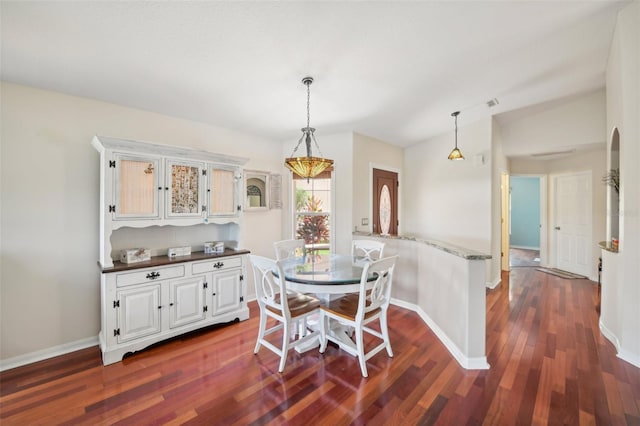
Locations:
117;284;162;343
169;276;206;329
554;172;592;277
212;269;243;315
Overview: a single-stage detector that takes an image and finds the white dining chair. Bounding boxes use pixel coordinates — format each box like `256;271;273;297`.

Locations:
274;239;306;261
249;255;321;373
319;255;398;377
351;239;385;261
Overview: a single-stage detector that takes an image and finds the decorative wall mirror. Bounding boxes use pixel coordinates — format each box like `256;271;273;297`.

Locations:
244;170;269;211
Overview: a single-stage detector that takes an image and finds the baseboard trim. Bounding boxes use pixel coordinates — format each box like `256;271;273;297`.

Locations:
391;298;490;370
486;276;501;289
599;320;640;368
0;336;99;372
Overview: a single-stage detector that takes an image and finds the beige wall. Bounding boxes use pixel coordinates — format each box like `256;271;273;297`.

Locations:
0;82;285;361
352;132;403;235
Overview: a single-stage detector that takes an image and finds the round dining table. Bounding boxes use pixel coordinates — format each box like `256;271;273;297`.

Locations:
279;254;375;354
279;254;374;295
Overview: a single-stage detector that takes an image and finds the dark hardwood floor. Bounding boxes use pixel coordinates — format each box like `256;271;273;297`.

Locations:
1;268;639;425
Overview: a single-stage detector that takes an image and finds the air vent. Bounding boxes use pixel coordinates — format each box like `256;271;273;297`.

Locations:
487;98;499;108
531;149;575;157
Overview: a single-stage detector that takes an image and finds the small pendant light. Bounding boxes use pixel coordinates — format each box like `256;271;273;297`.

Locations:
448;111;465;160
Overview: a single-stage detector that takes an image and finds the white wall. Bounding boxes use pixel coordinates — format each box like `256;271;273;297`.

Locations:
499;89;606;157
352;132;403;234
0;82;284;361
404;118;494;280
601;0;640;368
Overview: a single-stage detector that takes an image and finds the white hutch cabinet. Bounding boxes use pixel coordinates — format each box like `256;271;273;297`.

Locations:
93;136;251;365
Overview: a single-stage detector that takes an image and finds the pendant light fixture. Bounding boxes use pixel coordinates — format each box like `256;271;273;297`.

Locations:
447;111;465;160
284;76;333;180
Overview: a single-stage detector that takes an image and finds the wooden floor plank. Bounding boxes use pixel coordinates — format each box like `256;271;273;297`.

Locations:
1;268;639;425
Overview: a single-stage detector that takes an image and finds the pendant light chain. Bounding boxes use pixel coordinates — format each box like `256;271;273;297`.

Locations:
306;78;325;158
306;79;311;129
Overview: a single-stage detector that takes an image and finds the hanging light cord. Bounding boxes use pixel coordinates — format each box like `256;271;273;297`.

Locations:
453;112;458;148
288;78;325;158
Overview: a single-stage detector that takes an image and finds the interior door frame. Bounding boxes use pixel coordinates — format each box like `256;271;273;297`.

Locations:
369;163;401;235
501;173;510;271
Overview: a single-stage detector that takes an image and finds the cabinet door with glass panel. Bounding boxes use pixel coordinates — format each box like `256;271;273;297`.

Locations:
113;153;162;220
207;165;240;218
165;159;205;218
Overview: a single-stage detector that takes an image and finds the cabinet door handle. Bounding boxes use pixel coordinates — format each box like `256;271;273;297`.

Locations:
146;271;161;280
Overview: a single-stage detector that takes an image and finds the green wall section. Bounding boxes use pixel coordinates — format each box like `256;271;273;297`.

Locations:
510;177;540;249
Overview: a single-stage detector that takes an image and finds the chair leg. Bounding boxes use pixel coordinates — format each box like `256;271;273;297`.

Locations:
355;327;368;377
380;311;393;357
319;313;328;354
299;317;307;338
278;320;291;373
254;311;267;354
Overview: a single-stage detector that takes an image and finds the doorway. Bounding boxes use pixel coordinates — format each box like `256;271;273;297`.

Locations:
372;168;398;235
502;174;548;270
509;176;541;268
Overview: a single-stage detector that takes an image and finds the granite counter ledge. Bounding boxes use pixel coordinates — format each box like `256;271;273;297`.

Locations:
598;241;619;254
352;231;491;260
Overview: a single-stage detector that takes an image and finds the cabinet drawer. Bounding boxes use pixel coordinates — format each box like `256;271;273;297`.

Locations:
192;257;242;274
116;265;185;287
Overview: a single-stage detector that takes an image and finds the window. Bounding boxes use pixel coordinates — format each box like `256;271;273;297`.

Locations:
293;169;332;254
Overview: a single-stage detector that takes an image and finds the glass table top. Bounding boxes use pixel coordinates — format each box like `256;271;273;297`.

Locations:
280;254;373;285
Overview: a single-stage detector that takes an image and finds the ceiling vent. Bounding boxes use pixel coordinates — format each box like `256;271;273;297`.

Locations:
486;98;499;108
530;149;575;158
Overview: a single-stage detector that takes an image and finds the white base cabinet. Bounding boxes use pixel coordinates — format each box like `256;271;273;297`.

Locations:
99;251;249;365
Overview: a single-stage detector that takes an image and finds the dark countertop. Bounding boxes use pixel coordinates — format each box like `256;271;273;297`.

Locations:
100;248;251;273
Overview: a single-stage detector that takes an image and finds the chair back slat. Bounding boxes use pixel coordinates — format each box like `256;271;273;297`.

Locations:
249;255;288;314
274;239;306;261
352;239;385;261
358;255;398;319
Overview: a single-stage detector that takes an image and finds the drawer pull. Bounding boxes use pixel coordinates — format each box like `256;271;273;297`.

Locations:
213;262;224;269
146;271;161;280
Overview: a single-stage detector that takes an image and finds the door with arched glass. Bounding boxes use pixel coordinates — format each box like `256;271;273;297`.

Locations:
372;168;398;235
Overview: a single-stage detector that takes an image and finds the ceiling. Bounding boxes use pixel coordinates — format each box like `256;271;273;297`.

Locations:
0;1;629;148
